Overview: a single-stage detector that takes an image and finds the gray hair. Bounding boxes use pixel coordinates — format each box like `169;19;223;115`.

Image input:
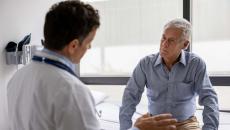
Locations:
164;18;192;42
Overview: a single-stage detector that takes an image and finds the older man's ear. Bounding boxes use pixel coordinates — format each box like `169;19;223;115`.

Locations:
183;40;190;50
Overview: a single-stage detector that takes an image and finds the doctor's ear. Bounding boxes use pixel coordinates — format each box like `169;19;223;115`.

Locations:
67;39;80;54
74;39;80;46
70;39;80;48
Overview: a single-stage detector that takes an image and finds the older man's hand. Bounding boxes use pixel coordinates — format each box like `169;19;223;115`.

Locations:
134;113;177;130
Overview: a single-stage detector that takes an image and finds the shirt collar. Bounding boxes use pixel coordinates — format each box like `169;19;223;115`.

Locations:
154;53;162;67
154;50;187;67
36;48;76;72
179;50;186;66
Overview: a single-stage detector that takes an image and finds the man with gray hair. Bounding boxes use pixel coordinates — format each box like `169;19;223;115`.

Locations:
119;18;219;130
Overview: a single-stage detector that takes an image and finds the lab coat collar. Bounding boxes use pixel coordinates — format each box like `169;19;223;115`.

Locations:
34;48;76;72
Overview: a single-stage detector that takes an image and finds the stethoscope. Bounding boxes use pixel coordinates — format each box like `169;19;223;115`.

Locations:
32;55;103;118
32;55;77;77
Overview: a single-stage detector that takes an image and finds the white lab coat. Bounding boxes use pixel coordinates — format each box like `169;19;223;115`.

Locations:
7;51;101;130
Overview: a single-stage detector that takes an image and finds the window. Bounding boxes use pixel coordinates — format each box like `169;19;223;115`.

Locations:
80;1;230;128
191;0;230;113
79;0;230;86
81;0;183;76
192;0;230;76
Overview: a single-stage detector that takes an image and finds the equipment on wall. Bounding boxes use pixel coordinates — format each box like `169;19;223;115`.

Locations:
5;33;32;65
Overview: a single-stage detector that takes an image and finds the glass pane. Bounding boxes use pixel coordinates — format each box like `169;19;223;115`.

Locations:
80;0;183;76
192;0;230;76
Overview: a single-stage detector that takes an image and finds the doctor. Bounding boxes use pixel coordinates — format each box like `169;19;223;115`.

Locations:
7;0;176;130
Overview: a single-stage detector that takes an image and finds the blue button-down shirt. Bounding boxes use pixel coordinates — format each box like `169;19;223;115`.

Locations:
119;50;219;130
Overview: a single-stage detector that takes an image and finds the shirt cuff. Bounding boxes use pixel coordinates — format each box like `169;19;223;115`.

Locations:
128;126;140;130
202;125;217;130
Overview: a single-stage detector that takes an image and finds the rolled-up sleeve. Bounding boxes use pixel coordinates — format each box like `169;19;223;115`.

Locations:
128;127;140;130
119;60;146;130
195;59;219;130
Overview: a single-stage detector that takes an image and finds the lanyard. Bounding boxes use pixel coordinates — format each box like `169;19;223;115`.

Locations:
32;55;77;77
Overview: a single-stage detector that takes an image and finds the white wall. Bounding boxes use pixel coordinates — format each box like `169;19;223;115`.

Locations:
0;0;61;129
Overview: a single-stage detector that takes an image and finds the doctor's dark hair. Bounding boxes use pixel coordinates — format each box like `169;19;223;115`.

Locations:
43;0;100;50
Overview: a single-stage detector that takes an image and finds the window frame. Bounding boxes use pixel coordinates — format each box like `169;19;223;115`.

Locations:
78;0;230;86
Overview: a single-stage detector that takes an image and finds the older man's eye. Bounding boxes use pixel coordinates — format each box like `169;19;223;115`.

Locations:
169;39;174;42
87;44;91;49
168;39;176;44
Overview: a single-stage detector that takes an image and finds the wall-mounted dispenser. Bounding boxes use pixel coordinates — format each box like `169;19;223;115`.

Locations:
5;45;43;65
5;48;23;64
5;34;32;65
5;45;34;65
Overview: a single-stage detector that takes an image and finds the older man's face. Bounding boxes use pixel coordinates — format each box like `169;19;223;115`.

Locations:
160;27;187;61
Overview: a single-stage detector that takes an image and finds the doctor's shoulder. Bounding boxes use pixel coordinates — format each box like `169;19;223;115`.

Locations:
52;72;95;105
54;69;92;97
